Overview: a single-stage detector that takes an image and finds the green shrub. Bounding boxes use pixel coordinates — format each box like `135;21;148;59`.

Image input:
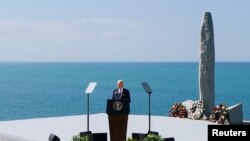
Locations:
71;135;89;141
143;134;164;141
127;134;164;141
127;137;138;141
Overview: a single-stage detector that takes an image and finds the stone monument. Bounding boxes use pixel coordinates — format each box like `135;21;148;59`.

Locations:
199;12;215;116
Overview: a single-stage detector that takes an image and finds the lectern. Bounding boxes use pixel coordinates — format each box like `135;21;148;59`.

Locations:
132;82;158;140
106;99;130;141
80;82;108;141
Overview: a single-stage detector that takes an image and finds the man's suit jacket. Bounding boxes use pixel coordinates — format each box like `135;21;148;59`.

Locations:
112;88;131;103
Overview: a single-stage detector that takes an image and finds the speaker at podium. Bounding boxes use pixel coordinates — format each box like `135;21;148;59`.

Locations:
106;99;130;141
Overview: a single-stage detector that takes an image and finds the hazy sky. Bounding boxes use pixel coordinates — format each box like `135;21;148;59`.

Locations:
0;0;249;62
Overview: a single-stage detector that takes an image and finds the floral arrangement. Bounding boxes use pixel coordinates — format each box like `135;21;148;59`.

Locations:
188;100;205;120
169;102;187;118
209;104;229;124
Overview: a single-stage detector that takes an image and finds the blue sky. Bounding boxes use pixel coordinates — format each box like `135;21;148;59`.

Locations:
0;0;249;62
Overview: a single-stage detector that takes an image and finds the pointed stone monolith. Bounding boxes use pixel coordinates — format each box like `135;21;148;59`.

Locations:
199;12;215;116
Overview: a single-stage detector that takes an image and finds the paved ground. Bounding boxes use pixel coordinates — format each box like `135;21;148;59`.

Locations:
0;113;213;141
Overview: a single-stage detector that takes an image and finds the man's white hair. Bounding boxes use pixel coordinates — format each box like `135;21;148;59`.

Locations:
117;80;123;84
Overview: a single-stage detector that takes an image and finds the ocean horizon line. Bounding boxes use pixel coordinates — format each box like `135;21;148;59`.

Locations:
0;61;249;63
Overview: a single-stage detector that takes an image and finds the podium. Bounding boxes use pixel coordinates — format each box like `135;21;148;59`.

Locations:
106;99;130;141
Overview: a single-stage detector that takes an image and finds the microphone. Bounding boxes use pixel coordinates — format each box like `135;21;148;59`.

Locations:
115;91;119;99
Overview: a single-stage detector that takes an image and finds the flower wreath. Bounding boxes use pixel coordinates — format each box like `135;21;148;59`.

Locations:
169;102;187;118
209;104;229;124
188;100;205;120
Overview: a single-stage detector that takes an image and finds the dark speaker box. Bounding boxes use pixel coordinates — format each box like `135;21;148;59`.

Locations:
92;133;107;141
147;131;159;135
132;133;147;140
48;133;60;141
163;137;175;141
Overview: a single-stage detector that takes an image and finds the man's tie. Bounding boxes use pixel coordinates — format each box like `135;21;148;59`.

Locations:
118;89;122;98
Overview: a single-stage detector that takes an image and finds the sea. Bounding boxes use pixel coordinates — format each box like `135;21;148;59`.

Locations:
0;62;249;121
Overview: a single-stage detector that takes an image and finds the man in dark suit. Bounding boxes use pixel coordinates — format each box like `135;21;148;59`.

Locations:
112;80;131;103
110;79;130;141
